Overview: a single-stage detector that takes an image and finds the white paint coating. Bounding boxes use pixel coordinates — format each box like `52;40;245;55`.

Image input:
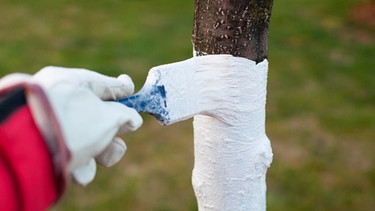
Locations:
149;55;272;210
148;55;263;125
191;55;272;210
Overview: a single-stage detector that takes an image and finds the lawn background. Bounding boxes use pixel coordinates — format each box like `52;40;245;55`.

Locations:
0;0;374;210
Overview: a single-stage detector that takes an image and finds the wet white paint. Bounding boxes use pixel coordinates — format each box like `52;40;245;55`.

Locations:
147;55;273;210
190;55;273;210
147;55;266;125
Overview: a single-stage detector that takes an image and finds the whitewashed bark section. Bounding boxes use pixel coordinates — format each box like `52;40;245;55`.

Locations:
192;56;273;211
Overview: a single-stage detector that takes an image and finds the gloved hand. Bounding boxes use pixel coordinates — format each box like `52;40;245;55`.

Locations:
0;67;143;186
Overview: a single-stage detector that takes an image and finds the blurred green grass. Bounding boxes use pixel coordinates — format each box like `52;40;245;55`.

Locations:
1;0;374;210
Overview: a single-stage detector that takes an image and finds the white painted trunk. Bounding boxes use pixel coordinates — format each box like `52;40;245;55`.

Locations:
191;57;273;210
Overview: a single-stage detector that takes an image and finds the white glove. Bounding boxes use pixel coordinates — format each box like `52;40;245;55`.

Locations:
0;67;143;186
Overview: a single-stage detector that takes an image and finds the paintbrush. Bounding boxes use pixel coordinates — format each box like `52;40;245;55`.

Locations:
117;55;265;125
117;57;198;125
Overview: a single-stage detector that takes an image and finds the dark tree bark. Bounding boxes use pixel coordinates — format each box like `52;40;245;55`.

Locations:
192;0;273;63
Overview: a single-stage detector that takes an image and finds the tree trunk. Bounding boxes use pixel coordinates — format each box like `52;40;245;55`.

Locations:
191;0;273;210
193;0;273;63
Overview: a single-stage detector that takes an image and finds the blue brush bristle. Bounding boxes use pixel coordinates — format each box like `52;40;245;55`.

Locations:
117;85;170;125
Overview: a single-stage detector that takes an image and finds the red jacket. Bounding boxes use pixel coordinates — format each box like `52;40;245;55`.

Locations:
0;91;61;210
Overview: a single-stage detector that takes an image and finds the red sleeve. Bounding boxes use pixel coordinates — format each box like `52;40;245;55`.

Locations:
0;105;60;211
